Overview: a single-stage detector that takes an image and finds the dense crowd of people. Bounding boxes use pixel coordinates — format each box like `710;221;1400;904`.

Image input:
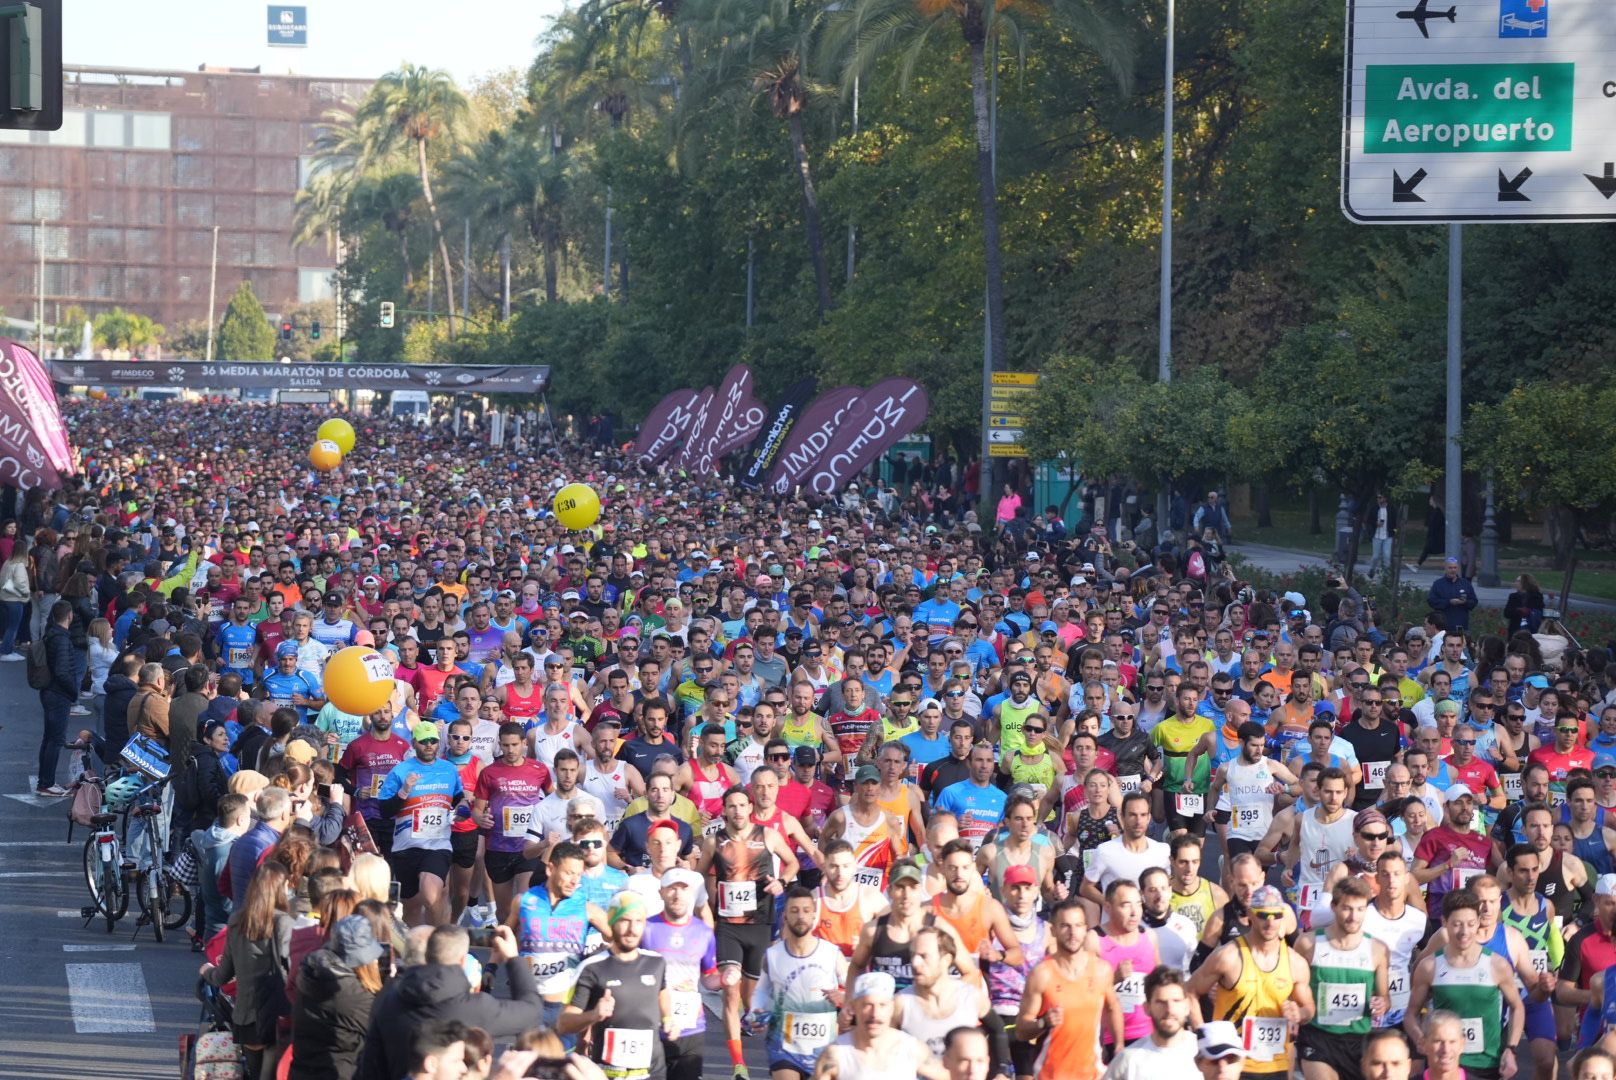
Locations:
27;395;1616;1080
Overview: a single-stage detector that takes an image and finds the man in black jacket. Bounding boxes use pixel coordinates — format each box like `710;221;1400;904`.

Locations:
101;651;141;759
356;924;541;1080
37;600;78;797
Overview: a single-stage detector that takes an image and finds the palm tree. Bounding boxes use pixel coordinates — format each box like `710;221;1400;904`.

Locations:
357;65;469;334
833;0;1133;368
346;172;423;288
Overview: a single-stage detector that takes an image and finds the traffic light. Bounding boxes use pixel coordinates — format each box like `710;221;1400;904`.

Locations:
0;1;60;132
310;320;321;340
280;321;292;342
379;301;395;329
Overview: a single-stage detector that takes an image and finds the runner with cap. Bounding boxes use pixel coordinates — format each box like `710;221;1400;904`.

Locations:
1313;809;1424;929
376;719;468;925
823;764;910;890
642;868;721;1080
1410;786;1491;935
1294;877;1389;1080
261;639;325;722
814;971;945;1080
1405;889;1525;1080
1187;884;1315;1079
1191;1020;1251;1080
1016;899;1124;1080
561;890;677;1080
849;860;974;993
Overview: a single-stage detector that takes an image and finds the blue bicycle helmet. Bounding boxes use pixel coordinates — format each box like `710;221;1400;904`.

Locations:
102;775;146;813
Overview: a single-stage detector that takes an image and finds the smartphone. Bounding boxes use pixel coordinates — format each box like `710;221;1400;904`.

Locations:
524;1059;570;1080
317;783;332;801
388;880;401;905
467;926;498;948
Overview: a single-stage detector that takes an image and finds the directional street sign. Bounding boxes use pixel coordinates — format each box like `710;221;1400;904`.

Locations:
1342;0;1616;222
986;372;1039;457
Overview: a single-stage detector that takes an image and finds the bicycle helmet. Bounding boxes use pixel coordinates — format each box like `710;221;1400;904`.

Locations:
102;775;146;813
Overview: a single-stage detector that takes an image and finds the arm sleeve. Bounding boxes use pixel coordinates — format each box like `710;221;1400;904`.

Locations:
156;549;202;597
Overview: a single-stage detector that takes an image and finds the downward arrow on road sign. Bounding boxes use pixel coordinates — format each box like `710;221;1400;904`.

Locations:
1392;169;1427;202
1586;164;1616;200
1498;167;1533;202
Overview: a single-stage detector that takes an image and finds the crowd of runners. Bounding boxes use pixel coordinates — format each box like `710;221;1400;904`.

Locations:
25;395;1616;1080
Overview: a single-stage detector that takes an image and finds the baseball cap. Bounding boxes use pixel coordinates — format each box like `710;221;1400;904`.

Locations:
1196;1021;1248;1062
284;740;317;765
275;640;299;658
648;818;682;838
1444;784;1475;804
618;627;640;640
1444;555;1460;566
328;914;385;968
1594;753;1616;772
411;721;440;742
839;973;893;1006
1003;864;1037;887
1069;575;1087;586
854;764;881;784
791;745;819;767
1526;674;1550;689
889;862;923;886
1248;884;1287;913
660;868;703;891
1597;874;1616;898
1039;620;1059;634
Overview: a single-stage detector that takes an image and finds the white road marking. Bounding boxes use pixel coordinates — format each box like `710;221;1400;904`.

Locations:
63;943;137;952
65;962;155;1033
0;869;76;878
0;840;77;846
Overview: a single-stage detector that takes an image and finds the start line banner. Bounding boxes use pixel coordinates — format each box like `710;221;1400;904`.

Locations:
49;359;551;394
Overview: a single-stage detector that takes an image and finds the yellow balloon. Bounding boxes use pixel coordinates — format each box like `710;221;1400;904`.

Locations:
310;439;344;472
552;483;602;530
323;646;398;715
317;417;357;455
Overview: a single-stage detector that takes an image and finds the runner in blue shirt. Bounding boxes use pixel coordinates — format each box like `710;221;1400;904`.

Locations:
934;744;1009;851
215;598;260;687
259;641;324;722
376;721;466;925
898;702;954;783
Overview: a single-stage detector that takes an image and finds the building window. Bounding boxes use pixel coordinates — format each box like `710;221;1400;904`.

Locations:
131;113;171;151
298;267;335;302
90;111;125;147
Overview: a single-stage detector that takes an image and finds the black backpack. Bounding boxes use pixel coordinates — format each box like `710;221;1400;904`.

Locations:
26;637;51;690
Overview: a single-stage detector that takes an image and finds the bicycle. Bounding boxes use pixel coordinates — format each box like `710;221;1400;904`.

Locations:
78;771;192;940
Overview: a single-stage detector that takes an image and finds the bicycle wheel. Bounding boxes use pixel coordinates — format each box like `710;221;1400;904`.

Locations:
82;835;104;908
138;870;165;942
99;859;125;933
161;871;192;932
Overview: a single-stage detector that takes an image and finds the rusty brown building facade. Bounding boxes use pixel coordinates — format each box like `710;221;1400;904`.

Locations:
0;64;371;335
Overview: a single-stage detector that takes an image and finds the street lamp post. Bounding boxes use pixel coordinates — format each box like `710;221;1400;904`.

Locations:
1156;0;1175;533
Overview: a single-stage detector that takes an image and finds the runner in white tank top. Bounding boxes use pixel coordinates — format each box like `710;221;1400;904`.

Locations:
583;757;632;833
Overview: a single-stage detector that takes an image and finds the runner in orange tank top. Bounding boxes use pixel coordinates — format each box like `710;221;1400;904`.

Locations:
931;839;1025;984
1015;901;1124;1080
814;839;890;957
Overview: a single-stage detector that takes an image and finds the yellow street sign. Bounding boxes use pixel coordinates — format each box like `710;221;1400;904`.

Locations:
989;444;1028;457
991;372;1039;387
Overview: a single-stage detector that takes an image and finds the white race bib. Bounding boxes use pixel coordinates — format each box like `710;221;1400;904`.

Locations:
783;1011;836;1054
1235;805;1265;829
410;805;450;841
669;990;701;1033
1298;883;1321;912
1175;792;1204;816
1529;948;1550;975
852;865;885;890
1451;866;1481;891
1116;972;1145;1012
1386;972;1409;1010
1460;1016;1485;1055
1319;981;1366;1027
702;817;726;837
501;804;535;839
1241;1016;1288;1062
1082;848;1097;873
1119;774;1142;795
601;1027;652;1069
1362;761;1391;790
1550;788;1568;809
718;879;758;917
1502;772;1523;801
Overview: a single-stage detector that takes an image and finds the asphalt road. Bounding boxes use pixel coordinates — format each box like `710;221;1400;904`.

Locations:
0;665;769;1080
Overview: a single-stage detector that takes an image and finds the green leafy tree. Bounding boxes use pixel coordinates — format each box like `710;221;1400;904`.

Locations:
163;319;212;358
215;282;276;362
93;308;164;353
1468;382;1616;577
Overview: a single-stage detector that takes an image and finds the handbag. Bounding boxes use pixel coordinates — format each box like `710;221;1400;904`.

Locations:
119;732;171;782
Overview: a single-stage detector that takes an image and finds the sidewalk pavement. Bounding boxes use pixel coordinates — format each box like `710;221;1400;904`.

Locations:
1226;540;1616;615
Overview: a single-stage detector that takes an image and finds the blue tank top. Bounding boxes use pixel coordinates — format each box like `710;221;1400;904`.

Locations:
1573;823;1615;877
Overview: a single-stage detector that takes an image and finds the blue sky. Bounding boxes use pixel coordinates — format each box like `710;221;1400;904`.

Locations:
67;0;564;85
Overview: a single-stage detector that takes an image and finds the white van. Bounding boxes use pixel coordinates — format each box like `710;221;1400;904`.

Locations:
390;389;431;424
